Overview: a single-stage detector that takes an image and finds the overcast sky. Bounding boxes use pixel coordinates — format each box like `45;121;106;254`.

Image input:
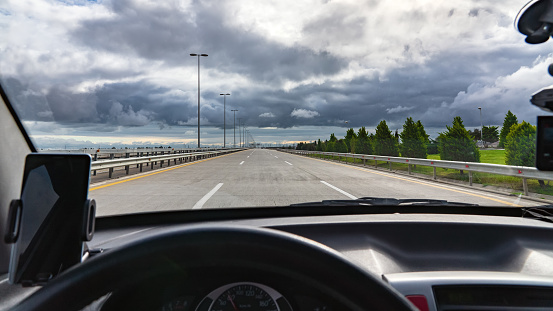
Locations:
1;0;552;148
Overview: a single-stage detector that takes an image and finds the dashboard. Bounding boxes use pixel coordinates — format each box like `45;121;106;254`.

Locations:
101;275;338;311
83;212;553;311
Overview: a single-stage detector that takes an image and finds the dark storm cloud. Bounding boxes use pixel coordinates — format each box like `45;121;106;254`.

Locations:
7;40;543;135
4;0;551;143
70;0;346;84
226;42;544;131
3;78;54;122
6;78;199;127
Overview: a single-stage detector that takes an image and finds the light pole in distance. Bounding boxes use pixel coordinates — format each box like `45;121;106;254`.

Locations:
243;125;246;148
238;118;242;148
478;107;483;145
190;53;208;148
219;93;230;148
231;109;238;148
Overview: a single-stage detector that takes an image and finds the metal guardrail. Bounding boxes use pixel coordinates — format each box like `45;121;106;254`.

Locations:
41;147;223;161
280;149;553;196
91;148;244;178
41;147;217;155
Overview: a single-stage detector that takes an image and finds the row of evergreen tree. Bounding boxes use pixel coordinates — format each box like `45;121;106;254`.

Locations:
296;110;536;167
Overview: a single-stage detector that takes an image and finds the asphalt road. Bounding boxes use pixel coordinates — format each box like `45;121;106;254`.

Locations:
90;149;540;216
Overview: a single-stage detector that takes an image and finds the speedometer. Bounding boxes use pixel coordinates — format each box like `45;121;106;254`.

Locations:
195;282;292;311
212;284;277;311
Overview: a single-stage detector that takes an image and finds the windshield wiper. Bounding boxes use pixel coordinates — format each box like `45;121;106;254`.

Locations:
290;197;478;207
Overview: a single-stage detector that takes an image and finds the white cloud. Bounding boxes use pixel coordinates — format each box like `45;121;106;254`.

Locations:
259;112;275;118
386;106;415;114
291;108;319;118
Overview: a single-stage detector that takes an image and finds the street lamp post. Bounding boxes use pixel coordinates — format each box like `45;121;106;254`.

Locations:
238;118;242;148
219;93;230;148
478;107;483;145
190;53;208;148
231;109;238;148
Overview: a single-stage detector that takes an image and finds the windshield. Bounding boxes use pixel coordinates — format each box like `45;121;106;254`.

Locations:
1;0;552;215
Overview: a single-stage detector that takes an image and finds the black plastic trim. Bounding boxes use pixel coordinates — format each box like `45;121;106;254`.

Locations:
95;205;525;231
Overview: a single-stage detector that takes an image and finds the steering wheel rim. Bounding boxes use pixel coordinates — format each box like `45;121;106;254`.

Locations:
11;225;416;311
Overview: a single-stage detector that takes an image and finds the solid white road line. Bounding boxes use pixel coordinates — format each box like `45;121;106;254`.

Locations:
192;183;224;209
320;181;358;200
284;161;293;165
239;161;245;165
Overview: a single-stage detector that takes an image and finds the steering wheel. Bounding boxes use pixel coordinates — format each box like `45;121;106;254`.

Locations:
11;225;416;311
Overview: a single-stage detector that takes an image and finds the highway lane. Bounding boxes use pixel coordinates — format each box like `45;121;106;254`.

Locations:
91;149;540;216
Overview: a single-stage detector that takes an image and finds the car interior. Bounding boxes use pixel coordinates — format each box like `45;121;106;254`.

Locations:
4;1;553;311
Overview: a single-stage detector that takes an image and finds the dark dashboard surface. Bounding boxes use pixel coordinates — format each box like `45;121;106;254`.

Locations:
91;213;553;277
86;212;553;311
5;212;553;311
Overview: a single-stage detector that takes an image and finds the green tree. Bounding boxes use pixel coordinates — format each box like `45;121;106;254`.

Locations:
316;139;323;151
350;137;357;153
344;128;357;151
468;128;481;141
482;126;499;144
374;120;399;156
505;121;536;166
354;137;372;154
399;117;427;158
355;127;372;154
325;141;335;152
336;139;348;153
438;116;480;165
416;120;429;143
427;138;439;154
357;127;369;140
329;133;337;142
499;110;518;148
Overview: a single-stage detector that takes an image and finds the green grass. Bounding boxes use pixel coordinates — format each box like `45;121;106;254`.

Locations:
427;154;440;160
427;149;505;164
307;150;553;197
479;149;505;165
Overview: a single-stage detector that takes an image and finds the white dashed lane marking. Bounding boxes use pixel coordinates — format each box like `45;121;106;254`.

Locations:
192;183;224;209
320;181;358;200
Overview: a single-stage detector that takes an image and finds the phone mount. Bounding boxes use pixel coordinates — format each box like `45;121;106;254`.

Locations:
517;0;553;76
515;1;553;170
4;153;95;285
516;0;553;44
5;196;96;244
